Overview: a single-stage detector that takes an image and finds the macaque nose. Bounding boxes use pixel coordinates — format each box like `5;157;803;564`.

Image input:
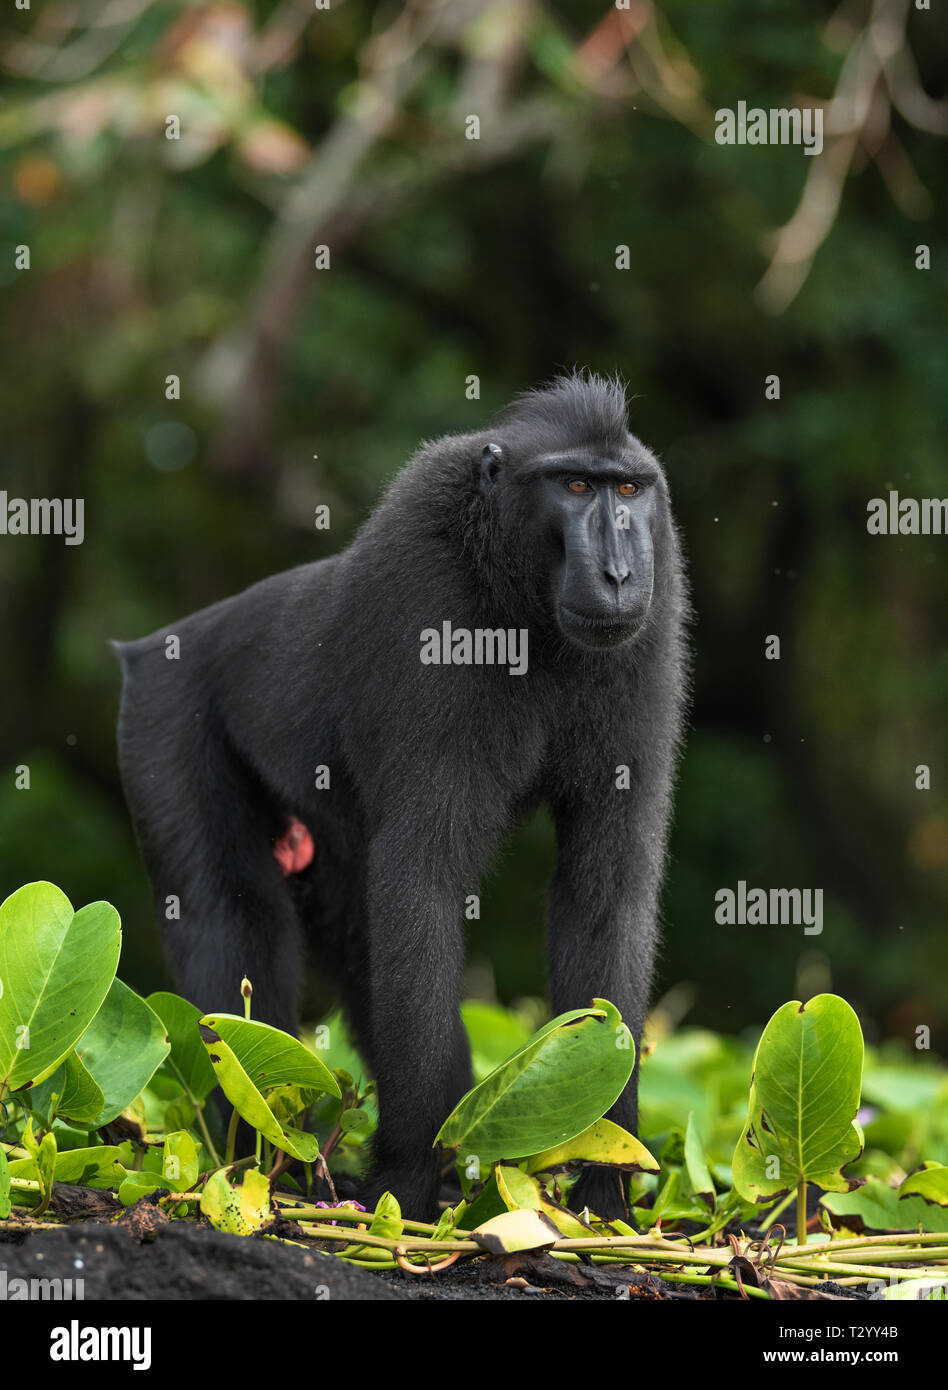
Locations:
603;561;632;588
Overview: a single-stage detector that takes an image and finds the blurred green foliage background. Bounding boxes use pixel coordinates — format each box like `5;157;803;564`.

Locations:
0;0;945;1051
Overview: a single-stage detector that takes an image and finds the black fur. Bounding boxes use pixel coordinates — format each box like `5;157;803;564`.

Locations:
115;372;688;1218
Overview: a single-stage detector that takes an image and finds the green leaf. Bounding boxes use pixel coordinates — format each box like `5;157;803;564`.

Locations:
457;1171;506;1229
821;1177;948;1233
494;1163;592;1236
495;1163;544;1210
732;994;864;1204
861;1065;945;1114
368;1191;403;1240
437;999;635;1168
684;1111;716;1209
340;1107;371;1133
57;1145;126;1188
432;1201;466;1241
147;992;217;1102
340;1191;403;1260
199;1015;337;1161
526;1117;659;1174
268;1078;322;1134
11;1144;126;1193
200;1167;271;1235
0;882;121;1090
629;1163;719;1229
471;1207;561;1254
160;1130;199;1192
76;979;171;1126
200;1014;341;1099
119;1171;169;1206
899;1165;948;1208
266;1082;321;1127
21;1119;56;1214
26;1049;104;1125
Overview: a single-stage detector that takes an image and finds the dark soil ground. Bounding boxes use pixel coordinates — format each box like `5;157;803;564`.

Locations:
0;1181;870;1301
0;1208;860;1301
0;1219;401;1300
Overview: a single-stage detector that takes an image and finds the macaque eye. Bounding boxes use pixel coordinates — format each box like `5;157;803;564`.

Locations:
567;478;590;493
618;482;640;497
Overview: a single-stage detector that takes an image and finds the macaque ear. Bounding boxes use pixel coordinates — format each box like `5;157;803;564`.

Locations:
480;442;504;490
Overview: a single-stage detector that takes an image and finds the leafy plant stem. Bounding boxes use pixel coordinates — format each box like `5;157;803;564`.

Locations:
225;1107;240;1166
192;1101;221;1168
780;1230;948;1257
658;1271;771;1299
797;1175;807;1246
759;1189;794;1233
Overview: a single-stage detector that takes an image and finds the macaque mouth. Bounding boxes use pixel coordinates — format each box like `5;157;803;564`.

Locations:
557;602;643;649
560;604;628;626
558;603;639;631
273;817;314;876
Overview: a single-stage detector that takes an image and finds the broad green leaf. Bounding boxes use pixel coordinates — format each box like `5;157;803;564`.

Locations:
77;979;171;1126
199;1018;326;1161
861;1065;945;1114
160;1097;197;1136
340;1107;371;1133
821;1177;948;1233
899;1165;948;1208
53;1145;125;1188
200;1167;271;1235
471;1207;561;1254
267;1083;322;1127
368;1191;403;1240
160;1130;199;1192
495;1163;544;1210
202;1036;310;1159
629;1164;714;1229
26;1049;104;1125
537;1198;596;1238
494;1164;591;1236
526;1117;659;1174
457;1171;506;1229
119;1171;167;1206
200;1014;340;1099
0;882;121;1090
684;1111;716;1209
432;1201;466;1240
437;999;634;1167
147;992;217;1102
732;995;864;1204
10;1145;126;1191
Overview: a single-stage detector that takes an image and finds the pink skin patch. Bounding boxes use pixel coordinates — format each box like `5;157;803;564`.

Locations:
273;817;314;876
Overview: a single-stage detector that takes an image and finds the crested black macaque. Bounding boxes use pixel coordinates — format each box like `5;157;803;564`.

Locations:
116;373;688;1220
